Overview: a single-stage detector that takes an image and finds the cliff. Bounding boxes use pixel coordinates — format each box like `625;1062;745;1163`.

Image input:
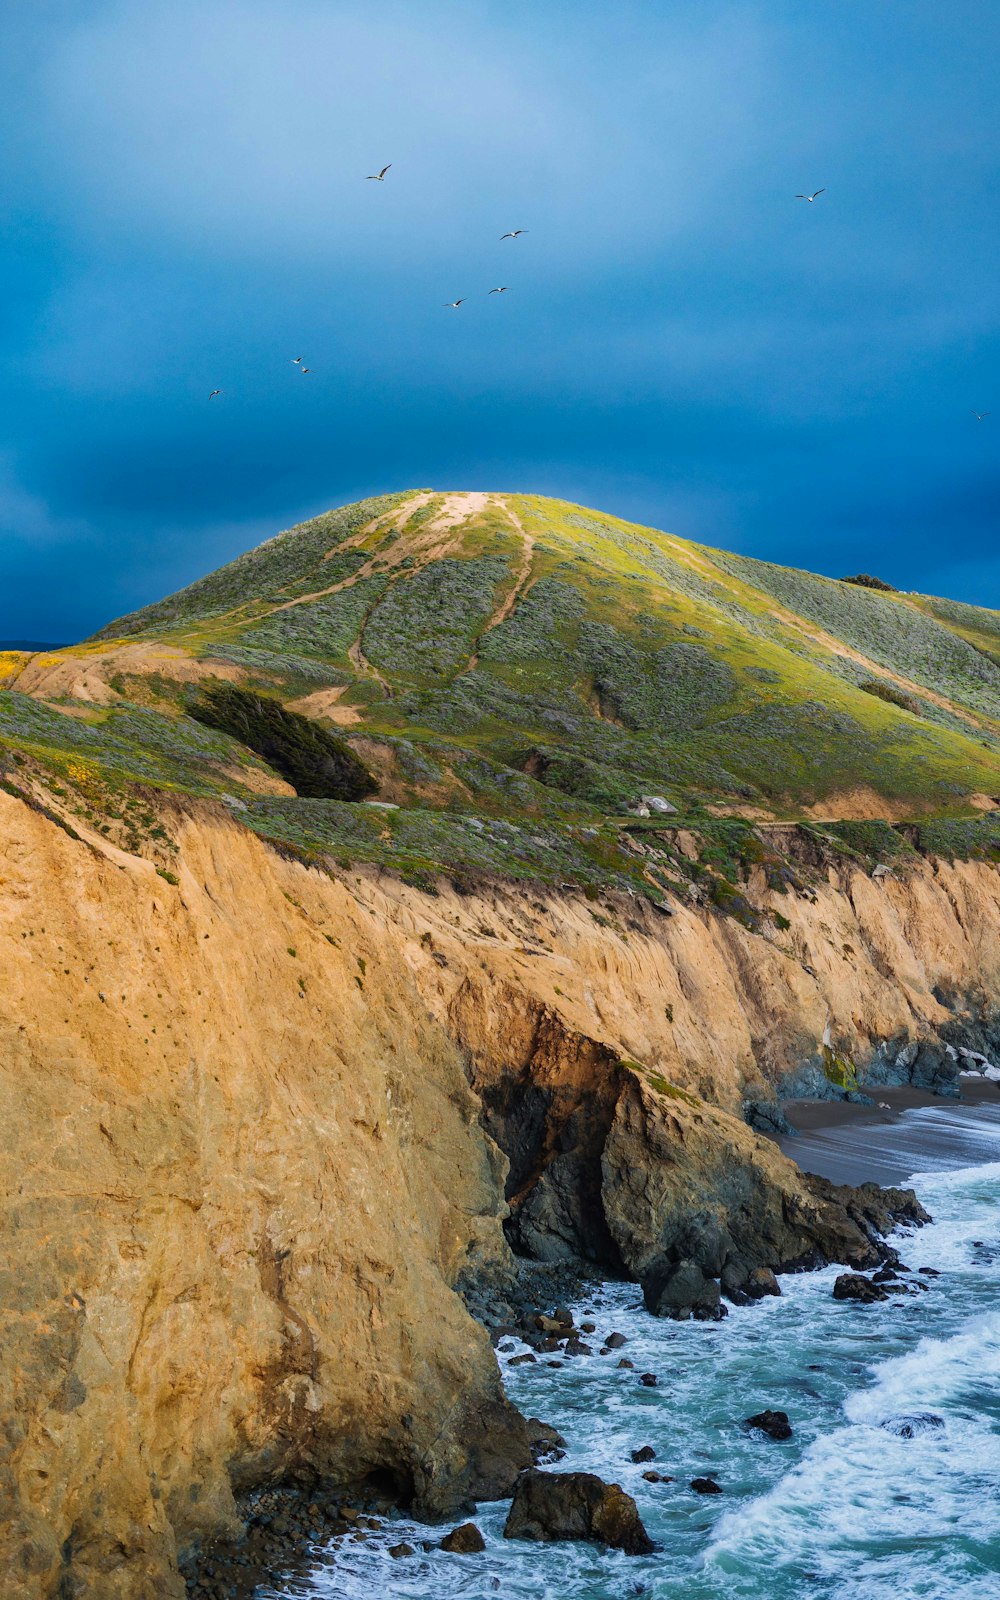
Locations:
0;794;532;1600
2;789;996;1596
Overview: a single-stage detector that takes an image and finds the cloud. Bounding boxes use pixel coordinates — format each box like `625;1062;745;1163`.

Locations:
38;0;770;266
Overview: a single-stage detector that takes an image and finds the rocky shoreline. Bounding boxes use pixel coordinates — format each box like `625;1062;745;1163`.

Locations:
181;1173;929;1598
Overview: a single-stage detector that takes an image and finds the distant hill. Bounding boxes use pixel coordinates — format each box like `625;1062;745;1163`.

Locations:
2;489;1000;887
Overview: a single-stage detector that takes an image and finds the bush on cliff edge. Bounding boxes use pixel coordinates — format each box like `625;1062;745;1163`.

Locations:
191;683;378;800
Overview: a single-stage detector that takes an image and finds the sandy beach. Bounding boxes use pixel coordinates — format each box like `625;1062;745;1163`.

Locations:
776;1076;1000;1186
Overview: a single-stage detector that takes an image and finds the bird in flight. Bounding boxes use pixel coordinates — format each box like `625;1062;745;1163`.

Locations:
795;189;825;202
972;410;991;421
291;356;303;365
443;299;466;308
500;229;527;240
208;389;222;400
489;286;510;294
300;367;311;375
366;164;392;181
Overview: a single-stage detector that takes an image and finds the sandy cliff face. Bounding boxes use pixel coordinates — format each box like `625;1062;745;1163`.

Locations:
366;844;1000;1113
0;797;530;1600
3;795;999;1597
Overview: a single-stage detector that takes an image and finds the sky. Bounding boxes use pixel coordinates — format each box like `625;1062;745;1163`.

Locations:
1;0;997;641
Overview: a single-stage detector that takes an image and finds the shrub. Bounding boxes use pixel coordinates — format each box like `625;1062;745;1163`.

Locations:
858;678;921;715
190;684;378;800
840;574;895;591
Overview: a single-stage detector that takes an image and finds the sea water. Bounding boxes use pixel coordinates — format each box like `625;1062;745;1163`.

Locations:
261;1099;1000;1600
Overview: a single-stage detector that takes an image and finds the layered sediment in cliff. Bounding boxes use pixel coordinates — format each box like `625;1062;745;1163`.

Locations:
0;795;532;1600
2;794;998;1596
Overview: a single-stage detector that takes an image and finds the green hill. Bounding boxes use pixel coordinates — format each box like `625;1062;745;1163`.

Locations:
4;489;1000;893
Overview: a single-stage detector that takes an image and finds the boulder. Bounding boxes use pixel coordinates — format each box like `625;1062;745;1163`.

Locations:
833;1273;888;1304
746;1267;781;1299
527;1418;567;1464
642;1259;726;1321
630;1446;656;1463
440;1522;486;1554
503;1470;654;1554
744;1409;792;1440
690;1477;723;1495
880;1412;944;1438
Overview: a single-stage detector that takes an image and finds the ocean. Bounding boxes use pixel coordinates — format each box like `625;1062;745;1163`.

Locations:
260;1096;1000;1600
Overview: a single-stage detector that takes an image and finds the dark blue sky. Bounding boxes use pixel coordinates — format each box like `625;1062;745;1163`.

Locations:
2;1;997;641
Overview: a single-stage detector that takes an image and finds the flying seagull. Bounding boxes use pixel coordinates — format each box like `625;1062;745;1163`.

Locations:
500;229;527;239
489;286;510;294
973;410;991;421
208;389;222;399
795;189;825;202
366;164;392;181
291;356;303;364
443;299;466;308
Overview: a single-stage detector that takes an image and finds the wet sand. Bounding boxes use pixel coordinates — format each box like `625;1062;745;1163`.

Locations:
776;1076;1000;1186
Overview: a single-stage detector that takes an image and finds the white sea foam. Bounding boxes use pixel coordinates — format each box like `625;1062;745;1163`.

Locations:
260;1113;1000;1600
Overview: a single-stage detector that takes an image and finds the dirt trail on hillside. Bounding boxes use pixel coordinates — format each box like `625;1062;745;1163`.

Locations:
268;490;491;620
466;496;535;670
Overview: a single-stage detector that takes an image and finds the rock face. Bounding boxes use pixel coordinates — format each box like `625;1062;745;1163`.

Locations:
0;780;988;1597
0;797;532;1600
503;1470;654;1555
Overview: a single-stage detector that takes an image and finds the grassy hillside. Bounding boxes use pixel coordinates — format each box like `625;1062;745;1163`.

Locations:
4;488;1000;893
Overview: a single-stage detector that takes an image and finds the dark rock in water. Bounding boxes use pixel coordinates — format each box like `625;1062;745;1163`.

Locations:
564;1337;593;1356
631;1446;656;1463
618;1357;635;1369
643;1259;727;1322
605;1331;628;1348
440;1522;486;1554
872;1266;900;1283
881;1413;945;1438
746;1267;781;1299
389;1542;415;1558
639;1373;658;1387
833;1273;889;1303
744;1409;793;1440
534;1314;566;1334
642;1470;662;1483
527;1418;567;1464
508;1352;537;1366
503;1469;655;1554
580;1321;597;1333
918;1266;941;1277
690;1477;723;1495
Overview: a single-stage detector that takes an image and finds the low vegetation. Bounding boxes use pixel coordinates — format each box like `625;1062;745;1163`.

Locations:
2;488;999;894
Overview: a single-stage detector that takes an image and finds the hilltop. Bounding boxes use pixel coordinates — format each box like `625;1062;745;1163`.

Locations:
3;488;1000;890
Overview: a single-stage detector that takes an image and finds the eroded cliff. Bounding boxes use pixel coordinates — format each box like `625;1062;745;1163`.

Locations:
2;791;998;1597
0;794;531;1600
